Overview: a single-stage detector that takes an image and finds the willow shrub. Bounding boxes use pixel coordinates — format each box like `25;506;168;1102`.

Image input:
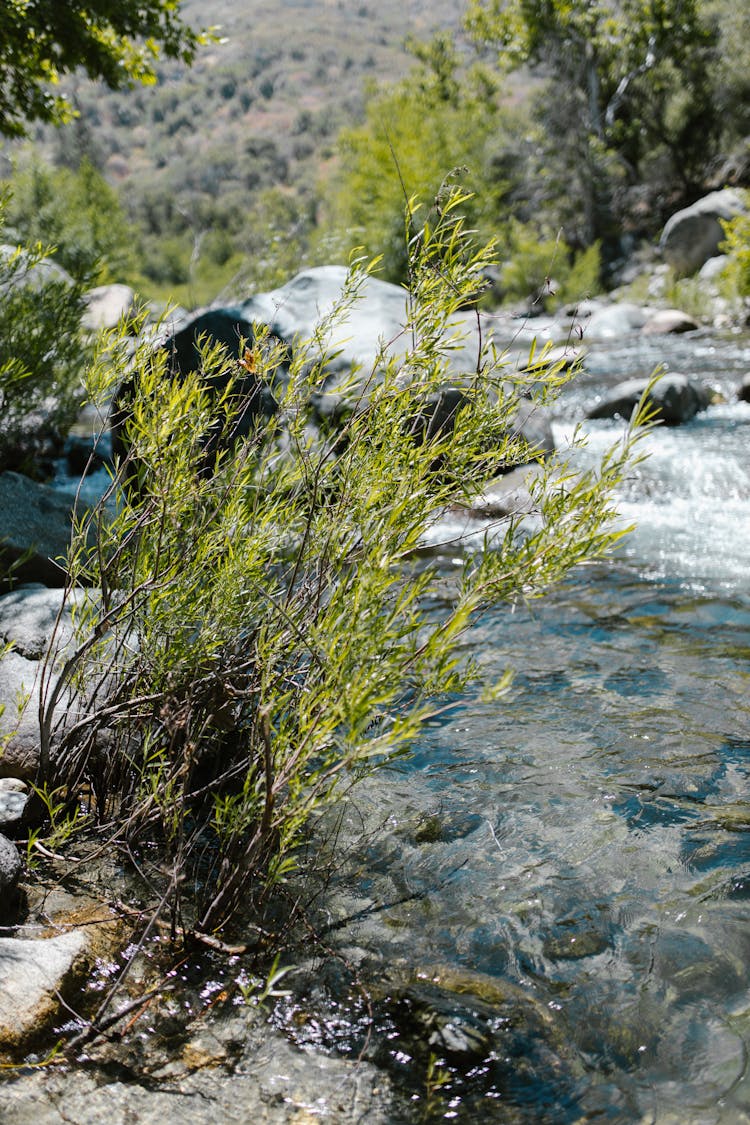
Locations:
42;190;646;937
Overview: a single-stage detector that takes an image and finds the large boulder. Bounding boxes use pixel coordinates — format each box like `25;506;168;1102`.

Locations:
242;267;555;466
110;306;279;472
586;373;713;425
660;190;746;277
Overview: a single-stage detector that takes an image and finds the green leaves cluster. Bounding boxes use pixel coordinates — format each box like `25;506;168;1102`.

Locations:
44;192;644;936
0;0;201;138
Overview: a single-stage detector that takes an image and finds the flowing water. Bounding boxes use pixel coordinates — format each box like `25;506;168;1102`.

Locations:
280;331;750;1123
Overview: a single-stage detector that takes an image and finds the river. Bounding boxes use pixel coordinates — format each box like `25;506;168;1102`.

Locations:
272;329;750;1122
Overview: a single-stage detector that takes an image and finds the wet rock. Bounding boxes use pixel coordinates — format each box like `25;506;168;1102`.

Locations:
3;1010;396;1123
586;373;712;425
642;308;700;335
0;473;90;588
0;930;87;1048
738;374;750;403
660;189;746;276
461;464;542;521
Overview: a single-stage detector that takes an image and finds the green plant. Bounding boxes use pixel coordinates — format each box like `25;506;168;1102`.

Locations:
39;189;646;941
0;204;91;477
720;203;750;298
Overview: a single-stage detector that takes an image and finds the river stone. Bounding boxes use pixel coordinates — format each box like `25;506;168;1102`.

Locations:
660;188;747;276
738;374;750;403
0;473;84;588
586;373;712;425
584;302;655;339
641;308;699;335
0;930;88;1048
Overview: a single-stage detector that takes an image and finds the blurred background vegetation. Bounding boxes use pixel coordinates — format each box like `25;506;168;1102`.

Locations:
1;0;748;308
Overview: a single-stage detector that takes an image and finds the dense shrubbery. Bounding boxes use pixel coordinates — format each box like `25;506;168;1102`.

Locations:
38;193;645;939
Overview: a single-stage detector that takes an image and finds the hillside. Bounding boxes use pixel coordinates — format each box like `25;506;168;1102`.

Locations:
5;0;461;302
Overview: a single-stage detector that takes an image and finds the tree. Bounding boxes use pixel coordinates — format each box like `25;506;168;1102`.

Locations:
466;0;720;250
324;34;517;283
0;0;201;138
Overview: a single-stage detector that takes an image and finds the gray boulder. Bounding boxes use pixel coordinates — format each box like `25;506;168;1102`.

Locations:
0;245;72;296
587;373;713;425
242;267;555;466
660;189;746;277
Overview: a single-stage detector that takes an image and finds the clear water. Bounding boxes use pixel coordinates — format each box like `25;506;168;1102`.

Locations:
295;331;750;1122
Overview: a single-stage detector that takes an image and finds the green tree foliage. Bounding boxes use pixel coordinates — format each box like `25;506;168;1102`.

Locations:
2;152;140;284
39;193;646;937
0;0;201;137
466;0;721;247
325;34;516;282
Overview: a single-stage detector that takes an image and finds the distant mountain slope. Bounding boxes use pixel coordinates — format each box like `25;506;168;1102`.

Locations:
45;0;461;199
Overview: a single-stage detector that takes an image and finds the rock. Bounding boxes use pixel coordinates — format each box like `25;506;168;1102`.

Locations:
698;255;729;282
0;245;72;296
584;302;655;339
0;782;28;835
660;189;746;276
0;833;21;893
0;586;85;779
586;373;713;425
81;283;136;332
0;583;79;659
242;265;411;376
738;375;750;403
642;309;700;335
0;930;87;1048
0;473;91;588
